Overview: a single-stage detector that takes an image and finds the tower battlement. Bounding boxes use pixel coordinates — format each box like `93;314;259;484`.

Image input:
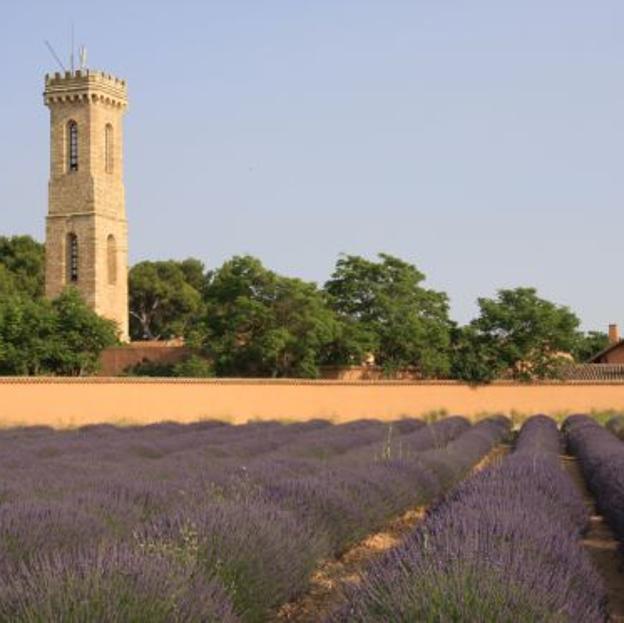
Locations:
44;70;127;108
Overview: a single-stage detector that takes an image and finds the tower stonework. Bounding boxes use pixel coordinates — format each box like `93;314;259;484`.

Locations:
43;70;129;340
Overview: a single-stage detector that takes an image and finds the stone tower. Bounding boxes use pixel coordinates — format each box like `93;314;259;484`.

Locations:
43;69;129;341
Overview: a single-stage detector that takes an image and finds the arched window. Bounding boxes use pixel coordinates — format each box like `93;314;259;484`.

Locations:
67;121;79;172
105;123;114;173
107;234;117;285
67;233;79;283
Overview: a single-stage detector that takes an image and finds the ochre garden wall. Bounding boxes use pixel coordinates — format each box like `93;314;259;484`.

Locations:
1;378;624;428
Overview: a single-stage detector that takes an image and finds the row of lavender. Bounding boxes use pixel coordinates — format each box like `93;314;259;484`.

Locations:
334;415;607;622
606;414;624;440
0;416;508;622
565;414;624;546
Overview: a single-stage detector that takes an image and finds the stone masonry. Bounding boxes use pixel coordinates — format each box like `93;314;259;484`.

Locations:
43;70;129;341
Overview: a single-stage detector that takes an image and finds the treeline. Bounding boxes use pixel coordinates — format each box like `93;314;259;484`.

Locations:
0;235;609;379
129;254;607;381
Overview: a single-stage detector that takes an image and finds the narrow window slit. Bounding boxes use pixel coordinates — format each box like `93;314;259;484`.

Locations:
68;121;79;172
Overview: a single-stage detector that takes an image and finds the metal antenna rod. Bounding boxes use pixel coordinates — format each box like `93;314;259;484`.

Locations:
44;40;67;71
70;22;75;72
79;45;88;70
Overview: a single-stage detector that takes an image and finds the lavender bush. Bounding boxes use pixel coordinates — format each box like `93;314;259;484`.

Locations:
247;416;473;553
333;415;606;622
0;543;238;622
565;414;624;544
136;498;327;622
605;414;624;440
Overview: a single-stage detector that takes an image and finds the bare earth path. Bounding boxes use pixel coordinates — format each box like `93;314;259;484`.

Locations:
276;444;510;622
562;455;624;623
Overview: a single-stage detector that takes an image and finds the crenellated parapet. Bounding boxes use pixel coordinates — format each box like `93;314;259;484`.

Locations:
44;70;128;109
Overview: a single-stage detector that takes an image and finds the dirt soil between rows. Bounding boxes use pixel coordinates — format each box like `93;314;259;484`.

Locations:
562;455;624;623
276;443;510;622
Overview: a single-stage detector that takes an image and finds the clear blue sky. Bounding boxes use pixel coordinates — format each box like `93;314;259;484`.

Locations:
2;1;623;330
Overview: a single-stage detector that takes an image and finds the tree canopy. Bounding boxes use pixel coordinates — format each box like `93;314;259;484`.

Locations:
0;235;45;299
324;254;453;377
0;288;118;376
453;287;581;382
194;256;338;378
572;331;610;363
128;260;204;340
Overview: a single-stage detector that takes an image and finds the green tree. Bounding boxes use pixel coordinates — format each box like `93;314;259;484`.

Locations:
572;330;610;363
320;319;377;368
0;295;55;375
324;254;452;377
455;287;580;382
0;289;117;376
128;260;204;340
172;354;214;377
0;264;17;297
48;288;119;375
195;256;338;377
0;235;45;298
450;325;501;384
178;258;207;293
126;354;214;378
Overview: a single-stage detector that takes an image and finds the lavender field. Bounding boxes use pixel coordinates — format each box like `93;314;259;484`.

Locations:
335;416;608;622
0;414;622;621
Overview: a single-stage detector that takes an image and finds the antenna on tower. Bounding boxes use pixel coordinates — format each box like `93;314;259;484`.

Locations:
70;22;75;72
79;45;88;70
44;40;67;72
